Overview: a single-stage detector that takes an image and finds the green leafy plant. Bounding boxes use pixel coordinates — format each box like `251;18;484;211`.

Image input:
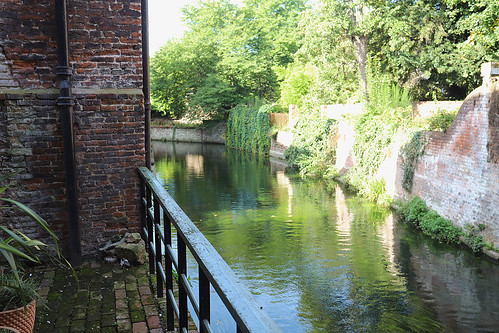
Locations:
398;196;427;227
285;113;337;178
424;108;458;132
400;131;426;192
462;223;486;253
0;275;39;312
420;210;460;244
226;104;272;155
398;196;460;245
344;69;413;204
1;172;73;311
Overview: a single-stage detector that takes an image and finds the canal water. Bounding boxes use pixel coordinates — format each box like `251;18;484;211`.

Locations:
152;141;499;333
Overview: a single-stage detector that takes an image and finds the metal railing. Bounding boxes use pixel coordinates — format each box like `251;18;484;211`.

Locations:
138;167;282;333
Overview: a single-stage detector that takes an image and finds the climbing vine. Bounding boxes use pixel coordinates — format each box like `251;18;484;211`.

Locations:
345;103;412;203
285;113;337;178
400;131;426;192
226;104;271;155
341;70;414;203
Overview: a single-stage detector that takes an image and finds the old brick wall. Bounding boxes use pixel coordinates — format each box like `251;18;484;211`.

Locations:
323;66;498;247
410;78;499;247
1;0;145;256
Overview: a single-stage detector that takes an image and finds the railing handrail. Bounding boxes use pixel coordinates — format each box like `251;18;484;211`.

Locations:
138;167;282;333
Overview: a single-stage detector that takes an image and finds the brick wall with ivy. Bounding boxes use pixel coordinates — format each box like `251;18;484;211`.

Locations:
0;0;145;256
327;65;498;247
411;70;499;248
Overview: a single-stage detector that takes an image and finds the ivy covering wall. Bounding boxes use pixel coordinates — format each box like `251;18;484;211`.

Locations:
226;105;272;155
285;114;337;178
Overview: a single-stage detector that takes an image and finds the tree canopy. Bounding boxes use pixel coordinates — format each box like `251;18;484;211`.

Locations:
150;0;499;118
151;0;306;118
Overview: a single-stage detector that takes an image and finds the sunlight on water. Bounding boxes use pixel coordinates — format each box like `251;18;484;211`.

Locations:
153;141;499;333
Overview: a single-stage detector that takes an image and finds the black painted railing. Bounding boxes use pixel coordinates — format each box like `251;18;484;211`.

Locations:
138;167;282;333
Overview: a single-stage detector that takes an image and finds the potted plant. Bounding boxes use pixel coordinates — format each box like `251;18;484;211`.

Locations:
0;172;72;333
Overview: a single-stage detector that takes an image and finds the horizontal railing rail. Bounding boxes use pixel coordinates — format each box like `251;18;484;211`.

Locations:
138;167;282;333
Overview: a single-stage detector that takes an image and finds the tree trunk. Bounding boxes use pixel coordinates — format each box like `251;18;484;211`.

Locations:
352;34;368;102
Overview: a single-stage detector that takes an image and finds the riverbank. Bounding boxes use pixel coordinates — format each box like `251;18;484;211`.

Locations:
151;122;226;144
151;121;289;161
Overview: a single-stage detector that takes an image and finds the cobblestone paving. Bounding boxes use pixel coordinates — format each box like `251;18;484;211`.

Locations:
33;262;169;333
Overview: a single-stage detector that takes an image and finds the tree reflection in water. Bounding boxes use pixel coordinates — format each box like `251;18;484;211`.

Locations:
153;141;499;333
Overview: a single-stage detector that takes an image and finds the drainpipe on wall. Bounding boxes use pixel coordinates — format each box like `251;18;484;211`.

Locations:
55;0;82;266
141;0;151;169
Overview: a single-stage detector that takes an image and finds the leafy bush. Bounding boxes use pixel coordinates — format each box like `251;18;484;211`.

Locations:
285;113;337;177
462;223;486;253
420;210;460;244
398;196;460;245
188;74;242;119
425;108;458;132
399;196;427;226
344;70;413;204
226;104;271;155
361;178;391;204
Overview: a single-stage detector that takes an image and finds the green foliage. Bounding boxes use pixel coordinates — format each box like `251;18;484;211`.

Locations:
380;0;499;100
285;0;498;106
189;73;241;119
1;172;74;311
290;4;361;106
398;196;428;227
275;63;313;108
226;104;272;155
400;131;426;192
285;113;337;177
150;39;191;118
366;72;413;113
462;223;486;253
420;210;461;244
398;196;461;245
151;0;499;120
151;0;306;120
425;108;459;132
346;72;412;204
0;275;39;311
362;178;392;204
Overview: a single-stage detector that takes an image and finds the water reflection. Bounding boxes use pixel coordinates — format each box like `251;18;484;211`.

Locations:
153;142;499;333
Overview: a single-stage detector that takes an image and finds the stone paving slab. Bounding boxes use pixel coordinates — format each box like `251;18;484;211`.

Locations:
32;262;173;333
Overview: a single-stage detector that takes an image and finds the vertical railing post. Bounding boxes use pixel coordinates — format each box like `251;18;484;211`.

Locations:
164;211;174;331
178;233;188;331
146;187;154;274
199;267;210;333
154;197;162;297
139;177;146;240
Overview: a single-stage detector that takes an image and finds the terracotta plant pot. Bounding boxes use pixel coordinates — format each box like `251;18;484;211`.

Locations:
0;300;36;333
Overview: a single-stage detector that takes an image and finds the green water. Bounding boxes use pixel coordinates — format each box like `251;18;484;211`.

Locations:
153;141;499;333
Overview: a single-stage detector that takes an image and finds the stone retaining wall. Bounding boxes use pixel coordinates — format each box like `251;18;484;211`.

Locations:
151;122;226;144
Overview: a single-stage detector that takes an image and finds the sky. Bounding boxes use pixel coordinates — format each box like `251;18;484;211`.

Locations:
148;0;243;55
148;0;198;55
